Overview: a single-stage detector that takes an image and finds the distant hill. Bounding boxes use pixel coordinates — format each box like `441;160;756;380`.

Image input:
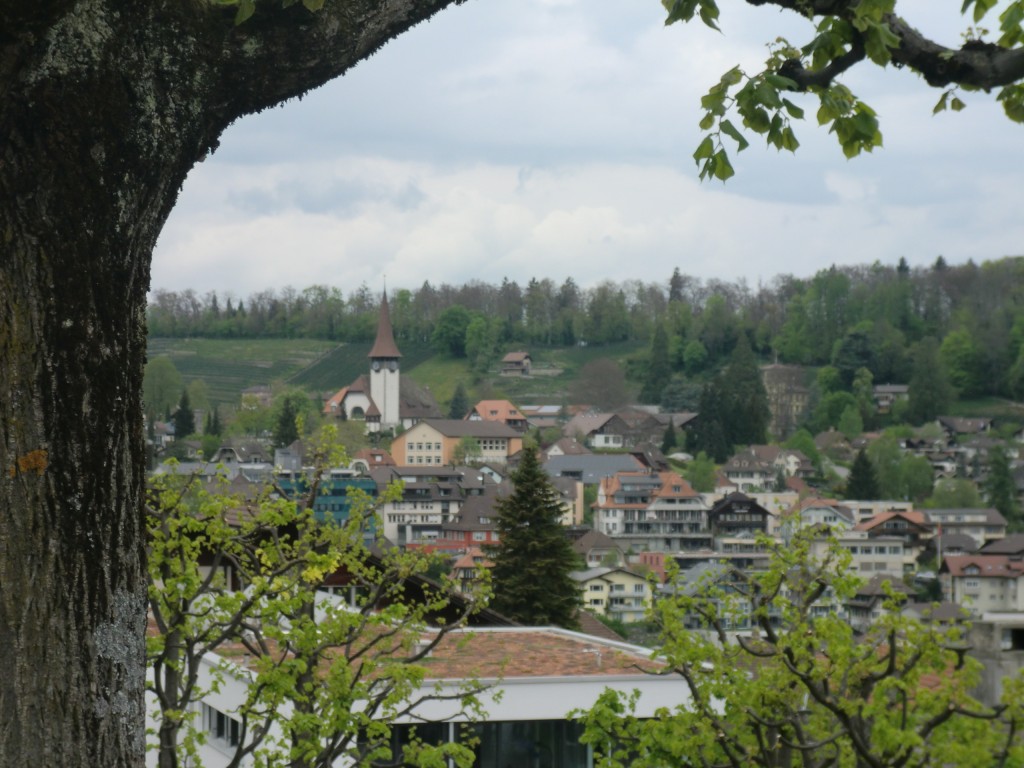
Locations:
145;337;647;408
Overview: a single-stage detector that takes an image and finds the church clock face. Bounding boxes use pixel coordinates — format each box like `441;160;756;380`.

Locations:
388;360;398;371
371;360;381;371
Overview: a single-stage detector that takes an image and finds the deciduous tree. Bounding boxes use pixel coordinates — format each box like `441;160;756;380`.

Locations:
579;529;1024;767
0;3;472;764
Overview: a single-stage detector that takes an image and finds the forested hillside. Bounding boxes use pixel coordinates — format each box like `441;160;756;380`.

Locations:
148;256;1024;404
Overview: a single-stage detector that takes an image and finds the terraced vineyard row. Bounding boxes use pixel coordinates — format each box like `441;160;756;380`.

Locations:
288;339;436;392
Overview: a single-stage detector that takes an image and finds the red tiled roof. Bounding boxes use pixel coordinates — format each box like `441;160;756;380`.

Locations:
421;628;662;679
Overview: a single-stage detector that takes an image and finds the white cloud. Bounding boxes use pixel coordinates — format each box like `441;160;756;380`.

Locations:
152;0;1024;298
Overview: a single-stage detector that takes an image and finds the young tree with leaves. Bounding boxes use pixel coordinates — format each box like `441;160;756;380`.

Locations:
579;527;1024;767
487;446;581;628
146;428;487;768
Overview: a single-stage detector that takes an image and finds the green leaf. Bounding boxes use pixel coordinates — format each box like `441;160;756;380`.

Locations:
698;1;720;31
719;119;749;151
712;150;735;181
950;96;966;111
781;126;800;152
782;98;805;119
699;112;716;130
693;136;715;163
235;0;256;24
302;0;325;10
933;92;950;114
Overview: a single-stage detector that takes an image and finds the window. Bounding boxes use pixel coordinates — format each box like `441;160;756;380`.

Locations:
634;584;645;593
589;584;603;592
202;703;241;750
473;532;486;541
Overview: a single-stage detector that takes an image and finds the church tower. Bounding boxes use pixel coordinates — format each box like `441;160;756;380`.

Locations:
369;291;401;432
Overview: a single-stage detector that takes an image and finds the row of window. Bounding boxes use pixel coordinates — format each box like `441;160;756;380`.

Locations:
409;442;443;451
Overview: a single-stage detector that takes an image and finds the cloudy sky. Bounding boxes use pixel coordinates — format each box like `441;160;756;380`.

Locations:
151;0;1023;298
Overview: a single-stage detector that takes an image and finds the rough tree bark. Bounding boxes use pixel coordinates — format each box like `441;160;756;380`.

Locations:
0;1;461;765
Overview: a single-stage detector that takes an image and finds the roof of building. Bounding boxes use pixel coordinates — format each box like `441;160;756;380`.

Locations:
414;419;520;439
941;554;1024;578
979;534;1024;555
368;291;401;359
501;351;531;363
420;626;663;679
854;510;929;532
925;507;1007;526
544;437;591;457
468;400;525;422
543;454;644;485
570;528;622;556
570;566;646;583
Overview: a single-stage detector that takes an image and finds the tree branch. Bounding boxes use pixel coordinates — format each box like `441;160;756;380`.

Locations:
214;0;467;120
748;1;1024;91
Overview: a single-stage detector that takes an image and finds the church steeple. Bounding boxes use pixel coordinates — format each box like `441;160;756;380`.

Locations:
368;290;401;360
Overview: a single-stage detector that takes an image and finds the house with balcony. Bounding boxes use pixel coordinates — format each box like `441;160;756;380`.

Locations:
707;491;774;543
371;465;490;546
593;471;710;553
571;567;652;623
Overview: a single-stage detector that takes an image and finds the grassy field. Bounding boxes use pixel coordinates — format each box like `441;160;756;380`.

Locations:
147;336;647;411
146;338;337;404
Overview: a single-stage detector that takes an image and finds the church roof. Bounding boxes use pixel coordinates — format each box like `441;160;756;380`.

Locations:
368;291;402;359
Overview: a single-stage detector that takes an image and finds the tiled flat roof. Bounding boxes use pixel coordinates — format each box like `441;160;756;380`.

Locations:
421;627;663;680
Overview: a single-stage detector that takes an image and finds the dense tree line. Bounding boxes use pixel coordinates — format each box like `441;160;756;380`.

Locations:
149;256;1024;399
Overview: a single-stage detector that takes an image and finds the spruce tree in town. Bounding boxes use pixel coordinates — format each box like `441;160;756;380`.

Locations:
172;389;195;439
488;446;581;628
448;381;470;420
846;448;880;500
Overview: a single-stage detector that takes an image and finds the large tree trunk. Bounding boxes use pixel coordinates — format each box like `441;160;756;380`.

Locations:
0;1;461;764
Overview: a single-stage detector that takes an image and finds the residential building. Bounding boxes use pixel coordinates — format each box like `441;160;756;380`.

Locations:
466;399;528;431
844;574;914;633
390;419;523;467
707;491;774;542
593;471;710;553
925;508;1007;548
371;465;490;546
722;445;814;493
499;351;532;376
567;528;625;568
811;531;908;578
941;554;1024;614
571;567;652;623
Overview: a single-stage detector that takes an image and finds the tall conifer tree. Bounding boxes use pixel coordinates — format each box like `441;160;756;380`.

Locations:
846;449;880;500
488;447;581;628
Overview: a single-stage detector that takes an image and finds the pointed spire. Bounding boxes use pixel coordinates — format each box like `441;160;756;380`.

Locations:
368;290;401;359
